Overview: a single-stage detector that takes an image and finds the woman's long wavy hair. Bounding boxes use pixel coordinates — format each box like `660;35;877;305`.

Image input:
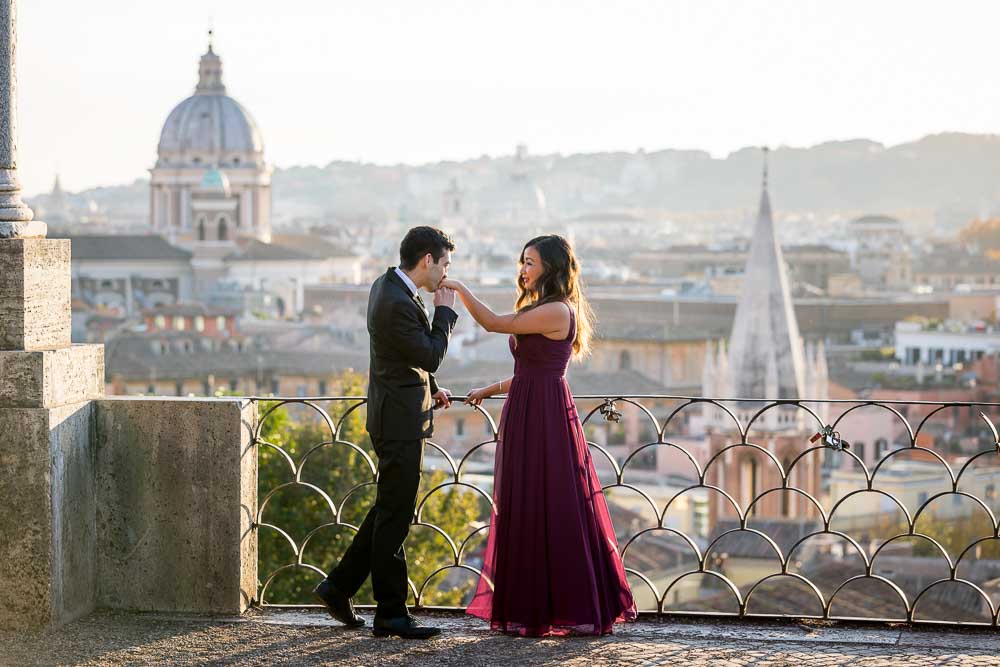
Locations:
515;234;595;359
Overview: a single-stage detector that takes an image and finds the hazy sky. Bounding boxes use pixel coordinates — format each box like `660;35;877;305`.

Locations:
16;0;1000;195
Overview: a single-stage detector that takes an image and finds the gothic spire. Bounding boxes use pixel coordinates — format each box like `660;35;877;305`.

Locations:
727;147;806;400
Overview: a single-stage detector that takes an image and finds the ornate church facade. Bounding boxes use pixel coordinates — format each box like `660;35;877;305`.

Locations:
149;36;272;246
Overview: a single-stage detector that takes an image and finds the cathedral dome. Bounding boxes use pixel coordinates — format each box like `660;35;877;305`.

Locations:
480;145;548;224
156;44;264;167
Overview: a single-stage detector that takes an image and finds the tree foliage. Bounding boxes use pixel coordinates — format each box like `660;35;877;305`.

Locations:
257;371;488;608
960;217;1000;256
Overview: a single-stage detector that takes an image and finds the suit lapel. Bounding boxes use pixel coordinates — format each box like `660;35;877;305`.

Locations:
411;294;431;330
386;268;431;331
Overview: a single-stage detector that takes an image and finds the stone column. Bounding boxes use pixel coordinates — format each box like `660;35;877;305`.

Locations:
0;0;43;238
0;0;105;631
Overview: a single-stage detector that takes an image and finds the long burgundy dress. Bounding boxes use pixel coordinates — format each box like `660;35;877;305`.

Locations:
466;305;637;636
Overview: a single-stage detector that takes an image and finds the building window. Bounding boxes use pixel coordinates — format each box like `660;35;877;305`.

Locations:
216;316;227;332
194;316;205;332
174;316;185;331
456;418;465;437
270;378;280;395
855;442;866;464
218;217;229;241
229;378;239;392
740;458;759;516
147;384;156;394
175;381;184;396
202;379;211;395
875;438;889;460
822;446;837;469
154;315;166;329
987;484;996;501
619;350;631;371
100;279;114;289
197;218;206;241
318;380;328;396
151;280;164;289
781;457;792;517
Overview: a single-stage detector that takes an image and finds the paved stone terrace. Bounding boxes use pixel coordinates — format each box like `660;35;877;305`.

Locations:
2;610;999;666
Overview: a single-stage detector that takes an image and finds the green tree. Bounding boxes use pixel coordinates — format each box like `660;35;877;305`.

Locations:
257;370;489;608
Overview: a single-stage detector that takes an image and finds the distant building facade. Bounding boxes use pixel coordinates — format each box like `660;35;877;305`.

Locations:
894;320;1000;366
63;235;195;316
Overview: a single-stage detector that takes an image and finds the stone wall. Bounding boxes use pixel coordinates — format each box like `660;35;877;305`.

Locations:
94;397;257;614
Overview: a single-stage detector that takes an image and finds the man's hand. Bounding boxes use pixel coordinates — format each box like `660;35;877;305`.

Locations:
433;287;457;309
464;385;492;407
432;388;452;410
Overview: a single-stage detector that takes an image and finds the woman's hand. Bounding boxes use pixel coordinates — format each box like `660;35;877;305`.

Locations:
465;384;495;406
440;278;466;293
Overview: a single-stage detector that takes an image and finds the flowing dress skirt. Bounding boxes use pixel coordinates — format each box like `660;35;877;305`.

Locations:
466;372;637;636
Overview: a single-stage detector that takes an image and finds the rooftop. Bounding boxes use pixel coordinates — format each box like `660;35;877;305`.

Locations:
105;335;368;381
142;302;241;318
225;240;316;262
53;234;192;261
896;319;998;335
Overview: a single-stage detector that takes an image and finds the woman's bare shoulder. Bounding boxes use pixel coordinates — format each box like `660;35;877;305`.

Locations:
527;301;572;319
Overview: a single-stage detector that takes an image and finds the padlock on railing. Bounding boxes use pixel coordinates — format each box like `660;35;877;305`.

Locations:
810;424;850;451
600;398;622;423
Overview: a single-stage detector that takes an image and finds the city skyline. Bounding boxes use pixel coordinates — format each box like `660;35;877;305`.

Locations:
19;0;1000;194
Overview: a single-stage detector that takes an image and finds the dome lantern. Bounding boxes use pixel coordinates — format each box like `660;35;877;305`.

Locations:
195;33;226;95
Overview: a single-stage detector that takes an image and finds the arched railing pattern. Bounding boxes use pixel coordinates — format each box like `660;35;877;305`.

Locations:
250;394;1000;626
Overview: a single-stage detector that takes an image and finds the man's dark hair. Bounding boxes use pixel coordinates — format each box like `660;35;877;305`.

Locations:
399;226;455;270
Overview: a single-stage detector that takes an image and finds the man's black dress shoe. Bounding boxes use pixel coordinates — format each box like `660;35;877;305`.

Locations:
313;579;365;627
372;614;441;639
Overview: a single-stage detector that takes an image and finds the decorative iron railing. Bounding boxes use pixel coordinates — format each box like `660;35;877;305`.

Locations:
251;395;1000;626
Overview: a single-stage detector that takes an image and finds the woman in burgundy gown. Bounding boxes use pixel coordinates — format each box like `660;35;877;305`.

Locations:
442;235;636;637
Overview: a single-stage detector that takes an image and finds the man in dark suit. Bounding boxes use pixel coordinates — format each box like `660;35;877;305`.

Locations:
314;226;458;639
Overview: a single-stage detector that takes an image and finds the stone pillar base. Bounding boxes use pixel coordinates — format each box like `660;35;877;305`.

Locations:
0;220;47;239
0;238;70;351
0;344;104;408
0;402;96;631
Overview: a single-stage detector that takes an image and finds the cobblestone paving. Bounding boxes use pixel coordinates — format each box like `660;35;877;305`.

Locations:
2;610;999;666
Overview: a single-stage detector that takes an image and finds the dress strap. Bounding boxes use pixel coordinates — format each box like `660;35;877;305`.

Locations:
563;301;576;341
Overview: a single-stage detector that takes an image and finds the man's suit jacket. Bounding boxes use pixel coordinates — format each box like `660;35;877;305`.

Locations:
366;268;459;440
